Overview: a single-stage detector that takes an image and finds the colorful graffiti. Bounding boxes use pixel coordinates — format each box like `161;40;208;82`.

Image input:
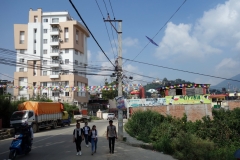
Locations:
125;98;167;108
165;95;211;105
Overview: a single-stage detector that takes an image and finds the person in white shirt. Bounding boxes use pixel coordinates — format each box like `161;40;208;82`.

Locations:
89;125;98;155
82;122;90;147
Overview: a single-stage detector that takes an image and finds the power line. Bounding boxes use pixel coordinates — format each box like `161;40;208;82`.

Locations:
122;57;240;83
103;0;109;14
69;0;115;67
122;0;187;65
95;0;117;59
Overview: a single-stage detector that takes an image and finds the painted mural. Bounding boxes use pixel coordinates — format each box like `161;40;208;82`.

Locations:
165;95;211;105
125;98;167;108
125;95;211;107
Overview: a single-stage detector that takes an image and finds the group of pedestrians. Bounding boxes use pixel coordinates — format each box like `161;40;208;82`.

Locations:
73;120;117;156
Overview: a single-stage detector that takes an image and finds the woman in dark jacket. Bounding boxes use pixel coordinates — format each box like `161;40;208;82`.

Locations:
73;123;84;156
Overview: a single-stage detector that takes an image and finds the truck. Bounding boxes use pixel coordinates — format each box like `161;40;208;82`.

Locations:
10;101;70;133
73;109;91;123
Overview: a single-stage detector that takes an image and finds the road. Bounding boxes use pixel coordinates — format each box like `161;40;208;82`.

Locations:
0;120;175;160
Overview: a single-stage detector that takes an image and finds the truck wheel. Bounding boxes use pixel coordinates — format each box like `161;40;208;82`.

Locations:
52;121;57;129
32;124;38;133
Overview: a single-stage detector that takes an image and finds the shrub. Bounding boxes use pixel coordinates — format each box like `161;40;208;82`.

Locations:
124;110;165;142
172;131;215;160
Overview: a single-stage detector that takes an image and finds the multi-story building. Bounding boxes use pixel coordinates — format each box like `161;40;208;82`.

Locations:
13;8;90;107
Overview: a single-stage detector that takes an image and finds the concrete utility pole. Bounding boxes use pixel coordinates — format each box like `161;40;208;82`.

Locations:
104;18;123;140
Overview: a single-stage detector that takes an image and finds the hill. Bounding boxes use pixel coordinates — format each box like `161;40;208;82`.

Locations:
211;74;240;91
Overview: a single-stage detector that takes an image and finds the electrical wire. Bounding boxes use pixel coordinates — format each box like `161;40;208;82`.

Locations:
122;57;240;83
69;0;115;67
108;0;117;28
95;0;117;59
122;0;187;65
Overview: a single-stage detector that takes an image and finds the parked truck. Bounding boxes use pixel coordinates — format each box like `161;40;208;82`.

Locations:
10;101;70;133
73;109;91;123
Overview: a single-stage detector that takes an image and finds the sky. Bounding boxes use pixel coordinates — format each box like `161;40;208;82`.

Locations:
0;0;239;90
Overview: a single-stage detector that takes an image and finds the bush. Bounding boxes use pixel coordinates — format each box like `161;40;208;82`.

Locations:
124;110;165;142
125;108;240;160
0;97;24;128
172;131;215;160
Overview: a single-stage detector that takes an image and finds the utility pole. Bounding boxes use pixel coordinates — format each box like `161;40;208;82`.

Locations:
104;18;123;140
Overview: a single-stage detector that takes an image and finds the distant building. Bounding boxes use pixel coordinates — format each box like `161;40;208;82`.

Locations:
13;8;90;107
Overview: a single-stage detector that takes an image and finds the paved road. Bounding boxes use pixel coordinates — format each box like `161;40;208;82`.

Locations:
0;120;175;160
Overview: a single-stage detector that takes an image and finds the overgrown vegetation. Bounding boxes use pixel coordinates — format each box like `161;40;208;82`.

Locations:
0;96;24;128
125;109;240;160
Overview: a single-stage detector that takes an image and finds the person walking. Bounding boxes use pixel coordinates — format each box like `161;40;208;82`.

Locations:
82;122;90;147
73;123;84;156
107;120;117;154
89;125;98;155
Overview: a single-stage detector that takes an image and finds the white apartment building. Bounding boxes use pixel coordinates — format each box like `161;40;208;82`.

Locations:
13;8;90;107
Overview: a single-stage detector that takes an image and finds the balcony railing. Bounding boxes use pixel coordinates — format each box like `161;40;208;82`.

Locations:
51;28;59;32
51;60;59;64
51;50;59;53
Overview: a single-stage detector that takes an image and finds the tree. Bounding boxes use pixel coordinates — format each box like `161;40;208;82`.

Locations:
29;95;53;102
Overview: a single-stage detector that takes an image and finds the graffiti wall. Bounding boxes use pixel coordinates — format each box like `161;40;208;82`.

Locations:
125;98;167;107
165;95;211;105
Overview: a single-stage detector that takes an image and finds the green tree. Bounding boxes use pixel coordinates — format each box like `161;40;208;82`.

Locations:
29;95;53;102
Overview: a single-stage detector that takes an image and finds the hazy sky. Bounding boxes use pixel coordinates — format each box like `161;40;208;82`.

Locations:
0;0;239;90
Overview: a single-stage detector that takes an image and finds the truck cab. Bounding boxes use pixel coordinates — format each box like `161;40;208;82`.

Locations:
73;109;91;123
10;110;35;131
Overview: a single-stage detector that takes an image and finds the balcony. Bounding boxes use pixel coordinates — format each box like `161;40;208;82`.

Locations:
50;52;59;57
50;39;59;46
50;74;60;79
49;60;60;68
50;28;59;35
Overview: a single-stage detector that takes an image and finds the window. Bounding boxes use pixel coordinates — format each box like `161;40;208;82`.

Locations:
20;31;24;44
75;60;78;65
65;59;69;64
65;38;69;42
65;92;69;96
65;81;69;86
43;39;47;44
52;18;59;23
43;19;48;22
65;49;69;53
64;70;69;75
34;61;36;65
20;50;24;54
28;111;34;118
19;77;24;81
43;49;47;54
34;29;37;33
34;16;38;22
43;71;47;76
76;30;79;44
42;82;47;86
64;28;68;32
19;58;24;63
75;50;78;55
33;82;36;86
43;60;47;64
34;39;36;43
52;92;59;97
43;93;47;96
34;50;36;54
19;68;24;72
43;29;47;33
